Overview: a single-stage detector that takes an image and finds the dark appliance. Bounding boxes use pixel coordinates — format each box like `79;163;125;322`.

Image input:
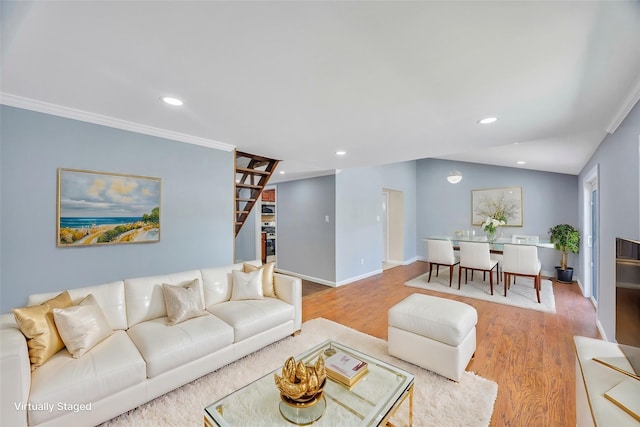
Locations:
616;237;640;347
265;238;275;256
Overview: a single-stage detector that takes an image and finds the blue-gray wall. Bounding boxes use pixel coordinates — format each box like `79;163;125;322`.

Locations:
274;161;418;285
276;174;337;283
416;158;579;277
579;101;640;341
235;206;258;262
336;161;417;283
0;106;234;313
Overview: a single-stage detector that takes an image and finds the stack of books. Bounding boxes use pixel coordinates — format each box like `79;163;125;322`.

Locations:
324;350;368;387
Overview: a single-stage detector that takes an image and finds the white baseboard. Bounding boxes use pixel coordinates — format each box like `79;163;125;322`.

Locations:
274;268;337;287
596;320;608;341
336;269;383;286
386;256;419;266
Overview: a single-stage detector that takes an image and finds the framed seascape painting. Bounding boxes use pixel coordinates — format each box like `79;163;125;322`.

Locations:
57;168;161;246
471;187;523;227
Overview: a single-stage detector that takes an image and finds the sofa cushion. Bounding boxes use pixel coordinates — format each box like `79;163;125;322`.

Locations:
53;294;113;358
13;291;72;370
28;281;128;331
207;298;295;342
200;263;244;306
127;313;234;378
28;330;146;425
124;270;203;328
231;269;264;301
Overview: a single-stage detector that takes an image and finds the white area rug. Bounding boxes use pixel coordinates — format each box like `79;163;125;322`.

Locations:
102;318;497;427
405;270;556;313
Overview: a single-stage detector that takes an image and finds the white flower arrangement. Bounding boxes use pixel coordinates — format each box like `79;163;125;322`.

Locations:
482;216;506;234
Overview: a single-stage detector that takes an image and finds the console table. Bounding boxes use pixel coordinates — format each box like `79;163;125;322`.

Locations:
574;336;639;426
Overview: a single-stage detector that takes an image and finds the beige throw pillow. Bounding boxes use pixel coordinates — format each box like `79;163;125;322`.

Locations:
162;279;207;325
53;294;113;358
243;262;276;297
13;291;73;370
231;269;264;301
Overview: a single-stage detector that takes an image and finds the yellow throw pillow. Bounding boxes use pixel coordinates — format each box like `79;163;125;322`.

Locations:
13;291;72;370
243;262;276;297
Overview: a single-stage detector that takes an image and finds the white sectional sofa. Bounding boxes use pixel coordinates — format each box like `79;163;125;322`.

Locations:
0;260;302;427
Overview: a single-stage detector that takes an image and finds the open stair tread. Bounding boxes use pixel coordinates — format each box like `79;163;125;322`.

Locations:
234;151;279;236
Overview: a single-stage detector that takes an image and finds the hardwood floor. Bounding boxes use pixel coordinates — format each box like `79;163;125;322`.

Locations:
301;261;600;427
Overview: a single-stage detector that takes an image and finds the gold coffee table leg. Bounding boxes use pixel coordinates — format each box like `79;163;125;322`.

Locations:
406;383;414;427
385;382;414;427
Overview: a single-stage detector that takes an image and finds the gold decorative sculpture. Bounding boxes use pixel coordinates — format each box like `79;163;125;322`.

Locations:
274;354;326;405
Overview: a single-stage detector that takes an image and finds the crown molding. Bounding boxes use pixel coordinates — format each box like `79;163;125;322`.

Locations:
606;78;640;134
0;93;235;152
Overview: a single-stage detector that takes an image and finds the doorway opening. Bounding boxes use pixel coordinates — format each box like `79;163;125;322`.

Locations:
382;188;404;270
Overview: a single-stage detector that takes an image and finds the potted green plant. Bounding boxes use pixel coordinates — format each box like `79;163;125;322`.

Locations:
548;224;580;283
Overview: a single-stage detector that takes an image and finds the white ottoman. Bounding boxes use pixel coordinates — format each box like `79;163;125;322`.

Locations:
388;294;477;382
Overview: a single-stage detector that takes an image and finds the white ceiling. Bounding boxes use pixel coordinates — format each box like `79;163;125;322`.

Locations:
2;1;640;183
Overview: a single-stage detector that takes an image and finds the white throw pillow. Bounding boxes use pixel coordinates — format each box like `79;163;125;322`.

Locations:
53;294;113;358
231;269;264;301
243;262;276;297
162;278;208;325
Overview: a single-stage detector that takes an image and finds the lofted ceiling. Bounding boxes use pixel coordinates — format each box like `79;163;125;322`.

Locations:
2;1;640;183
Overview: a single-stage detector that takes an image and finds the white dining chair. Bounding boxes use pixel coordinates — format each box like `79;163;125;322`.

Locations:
458;242;499;294
426;239;460;287
511;234;540;244
502;243;542;303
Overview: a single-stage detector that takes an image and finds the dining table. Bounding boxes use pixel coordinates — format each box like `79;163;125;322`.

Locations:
425;236;555;254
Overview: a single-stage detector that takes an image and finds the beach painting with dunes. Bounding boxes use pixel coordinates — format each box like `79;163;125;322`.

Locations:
57;168;161;246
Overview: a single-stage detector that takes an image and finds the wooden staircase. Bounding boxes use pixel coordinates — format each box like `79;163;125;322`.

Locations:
235;151;279;236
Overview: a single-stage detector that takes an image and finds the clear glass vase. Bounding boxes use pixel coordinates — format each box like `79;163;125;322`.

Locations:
486;230;497;243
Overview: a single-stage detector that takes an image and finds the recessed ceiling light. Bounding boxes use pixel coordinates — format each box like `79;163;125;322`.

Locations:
516;161;526;165
335;150;347;156
477;117;497;124
279;171;285;175
161;96;183;106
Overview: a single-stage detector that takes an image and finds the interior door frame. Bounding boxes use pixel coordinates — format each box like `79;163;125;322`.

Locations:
581;164;599;304
382;191;389;263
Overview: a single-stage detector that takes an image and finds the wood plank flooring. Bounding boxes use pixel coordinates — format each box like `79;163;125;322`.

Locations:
301;261;600;427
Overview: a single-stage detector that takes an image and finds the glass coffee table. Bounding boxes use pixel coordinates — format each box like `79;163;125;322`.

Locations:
204;340;414;426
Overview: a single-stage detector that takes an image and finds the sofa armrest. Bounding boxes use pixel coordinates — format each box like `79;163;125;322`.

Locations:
273;273;302;331
1;315;30;427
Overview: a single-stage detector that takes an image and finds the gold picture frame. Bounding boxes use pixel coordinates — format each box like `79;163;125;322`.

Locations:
57;168;161;246
471;187;523;227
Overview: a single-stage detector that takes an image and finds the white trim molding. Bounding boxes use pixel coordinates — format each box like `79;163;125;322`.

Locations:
606;77;640;134
336;269;384;287
274;267;386;288
388;256;419;266
0;93;235;152
275;268;337;288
